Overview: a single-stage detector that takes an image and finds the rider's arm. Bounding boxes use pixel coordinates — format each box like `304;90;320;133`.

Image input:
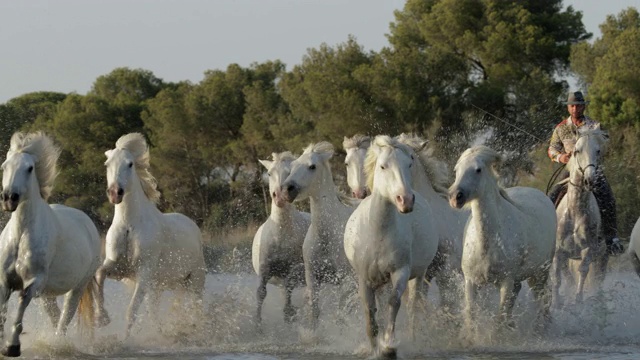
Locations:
548;127;565;163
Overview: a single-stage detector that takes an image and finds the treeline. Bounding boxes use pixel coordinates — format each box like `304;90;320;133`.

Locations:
1;1;639;237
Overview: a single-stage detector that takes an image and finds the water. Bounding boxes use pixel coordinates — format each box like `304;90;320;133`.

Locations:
7;260;640;359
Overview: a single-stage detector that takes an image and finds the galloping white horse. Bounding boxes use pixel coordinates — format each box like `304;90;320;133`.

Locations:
0;132;100;357
343;135;371;199
344;135;439;357
449;145;556;336
396;134;467;310
96;133;206;338
554;128;609;305
252;152;310;325
280;141;355;328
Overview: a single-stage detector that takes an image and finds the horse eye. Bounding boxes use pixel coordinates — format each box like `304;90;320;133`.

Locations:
380;165;385;170
309;164;316;170
27;166;33;173
476;168;481;174
128;162;133;168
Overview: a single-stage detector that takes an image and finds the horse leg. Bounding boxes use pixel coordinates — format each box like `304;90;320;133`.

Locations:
283;272;297;323
406;276;424;341
0;286;10;347
255;273;269;326
358;278;377;354
576;249;595;304
304;260;320;329
41;296;61;328
527;264;552;335
125;281;147;339
497;279;521;331
381;267;410;359
3;285;35;357
631;252;640;279
552;251;568;309
94;266;111;327
56;282;89;336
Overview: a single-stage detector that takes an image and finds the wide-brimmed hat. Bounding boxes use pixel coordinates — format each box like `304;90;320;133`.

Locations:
565;91;590;105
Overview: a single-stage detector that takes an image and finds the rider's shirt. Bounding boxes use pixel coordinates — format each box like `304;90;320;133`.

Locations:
548;115;600;163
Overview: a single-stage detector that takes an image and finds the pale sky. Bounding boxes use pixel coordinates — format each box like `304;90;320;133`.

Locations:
0;0;637;104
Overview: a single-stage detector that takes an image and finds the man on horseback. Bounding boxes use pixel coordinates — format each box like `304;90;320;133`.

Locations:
547;90;624;255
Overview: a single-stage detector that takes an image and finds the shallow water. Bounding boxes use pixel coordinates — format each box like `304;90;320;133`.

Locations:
7;260;640;359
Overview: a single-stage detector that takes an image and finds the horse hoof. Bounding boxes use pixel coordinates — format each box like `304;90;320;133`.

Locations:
96;314;111;328
381;346;397;359
2;345;20;357
284;307;297;323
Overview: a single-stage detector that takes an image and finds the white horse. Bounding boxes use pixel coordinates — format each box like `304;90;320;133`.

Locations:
280;141;355;328
344;135;439;357
448;145;556;336
96;133;206;338
0;132;100;357
396;134;467;311
252;151;310;325
554;128;609;305
629;216;640;277
343;135;371;199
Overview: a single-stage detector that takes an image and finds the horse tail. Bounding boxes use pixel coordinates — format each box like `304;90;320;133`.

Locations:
77;277;96;338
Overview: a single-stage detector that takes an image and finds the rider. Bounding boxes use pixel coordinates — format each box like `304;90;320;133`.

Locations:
547;90;624;255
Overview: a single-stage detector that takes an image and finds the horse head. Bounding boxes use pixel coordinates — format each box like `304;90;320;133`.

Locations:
365;135;416;213
259;151;297;208
568;128;608;192
281;141;334;203
449;145;502;209
343;135;371;199
1;132;60;212
104;133;160;205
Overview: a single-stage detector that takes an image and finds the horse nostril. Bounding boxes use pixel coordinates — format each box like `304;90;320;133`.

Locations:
287;185;295;192
272;191;276;198
456;192;463;200
9;193;18;202
117;188;124;196
396;195;403;204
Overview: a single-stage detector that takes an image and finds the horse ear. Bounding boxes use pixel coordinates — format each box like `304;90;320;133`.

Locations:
104;149;113;159
258;159;272;170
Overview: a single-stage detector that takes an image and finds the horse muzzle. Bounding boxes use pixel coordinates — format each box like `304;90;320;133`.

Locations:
396;193;415;214
352;187;369;199
281;182;299;203
273;190;287;208
448;189;466;209
106;186;124;204
1;192;19;212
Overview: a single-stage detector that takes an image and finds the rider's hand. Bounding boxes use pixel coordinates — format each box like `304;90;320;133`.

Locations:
559;153;571;164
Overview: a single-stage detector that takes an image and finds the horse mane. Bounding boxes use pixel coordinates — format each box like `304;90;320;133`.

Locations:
577;127;609;150
271;151;297;164
114;133;161;203
364;135;414;191
342;134;371;151
302;141;335;158
456;145;516;206
8;132;60;201
395;133;450;196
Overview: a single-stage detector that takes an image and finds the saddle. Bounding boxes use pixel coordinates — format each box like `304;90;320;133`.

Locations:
552;178;570;209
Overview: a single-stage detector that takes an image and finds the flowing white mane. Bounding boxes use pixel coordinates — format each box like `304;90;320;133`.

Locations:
271;151;297;163
8;132;60;201
302;141;335;158
456;145;515;204
342;134;371;151
364;135;414;191
114;133;161;203
396;133;450;196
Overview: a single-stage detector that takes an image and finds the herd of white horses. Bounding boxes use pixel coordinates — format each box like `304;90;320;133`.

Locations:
0;129;639;358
